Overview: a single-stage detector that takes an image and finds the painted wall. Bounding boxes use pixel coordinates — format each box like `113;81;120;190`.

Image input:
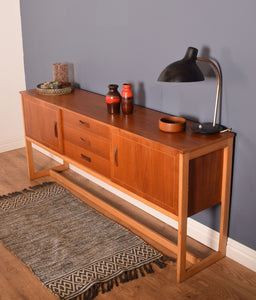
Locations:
20;0;256;250
0;2;26;152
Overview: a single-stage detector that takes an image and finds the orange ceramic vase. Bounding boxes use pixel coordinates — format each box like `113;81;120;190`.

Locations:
121;83;133;114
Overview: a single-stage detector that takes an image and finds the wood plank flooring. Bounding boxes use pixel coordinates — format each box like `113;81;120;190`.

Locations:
0;148;256;300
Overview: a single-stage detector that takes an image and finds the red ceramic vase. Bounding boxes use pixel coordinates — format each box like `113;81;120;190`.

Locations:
121;83;133;114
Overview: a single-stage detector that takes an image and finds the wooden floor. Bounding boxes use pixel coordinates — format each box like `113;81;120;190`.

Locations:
0;148;256;300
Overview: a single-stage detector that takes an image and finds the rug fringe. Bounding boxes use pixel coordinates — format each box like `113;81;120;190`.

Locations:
0;182;55;201
28;181;55;191
70;256;175;300
0;191;23;200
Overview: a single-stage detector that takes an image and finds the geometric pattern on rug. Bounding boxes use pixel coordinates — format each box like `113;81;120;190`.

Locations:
46;242;164;299
0;182;175;300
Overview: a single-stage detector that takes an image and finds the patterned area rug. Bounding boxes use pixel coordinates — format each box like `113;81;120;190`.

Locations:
0;182;174;300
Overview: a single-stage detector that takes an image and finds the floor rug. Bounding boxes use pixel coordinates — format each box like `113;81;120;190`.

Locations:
0;182;174;300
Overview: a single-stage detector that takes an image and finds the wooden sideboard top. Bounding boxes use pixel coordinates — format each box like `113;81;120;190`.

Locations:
20;89;234;154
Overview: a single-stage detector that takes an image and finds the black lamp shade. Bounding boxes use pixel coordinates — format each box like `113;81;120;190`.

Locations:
158;47;205;82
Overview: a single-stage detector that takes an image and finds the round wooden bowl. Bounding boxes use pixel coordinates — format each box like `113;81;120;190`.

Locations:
159;116;186;133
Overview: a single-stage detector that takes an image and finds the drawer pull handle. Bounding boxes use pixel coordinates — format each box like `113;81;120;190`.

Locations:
114;147;118;166
54;122;58;138
80;153;91;162
80;137;91;146
79;120;90;128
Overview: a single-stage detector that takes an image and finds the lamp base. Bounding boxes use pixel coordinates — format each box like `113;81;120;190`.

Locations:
191;122;225;135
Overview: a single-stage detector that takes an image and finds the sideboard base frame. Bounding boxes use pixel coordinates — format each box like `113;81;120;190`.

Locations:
24;136;233;283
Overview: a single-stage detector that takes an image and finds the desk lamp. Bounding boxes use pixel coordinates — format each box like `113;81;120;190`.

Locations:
158;47;225;134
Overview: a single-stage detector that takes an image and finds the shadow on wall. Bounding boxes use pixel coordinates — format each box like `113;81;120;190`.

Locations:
180;114;199;123
198;46;216;78
68;63;80;89
128;81;146;107
136;82;146;106
193;204;221;233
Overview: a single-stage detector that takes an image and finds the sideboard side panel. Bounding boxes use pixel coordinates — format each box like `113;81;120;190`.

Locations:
188;149;223;216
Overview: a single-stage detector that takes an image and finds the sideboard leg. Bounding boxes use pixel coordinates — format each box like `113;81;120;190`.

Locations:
219;139;234;254
177;154;189;282
25;138;38;179
25;138;69;180
176;139;234;282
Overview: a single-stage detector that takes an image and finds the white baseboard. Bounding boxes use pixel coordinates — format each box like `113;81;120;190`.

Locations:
33;144;256;272
187;218;256;271
0;136;25;153
226;238;256;271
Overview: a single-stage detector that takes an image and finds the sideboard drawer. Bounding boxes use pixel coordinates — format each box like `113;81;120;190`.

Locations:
62;110;110;139
63;125;110;160
64;141;110;177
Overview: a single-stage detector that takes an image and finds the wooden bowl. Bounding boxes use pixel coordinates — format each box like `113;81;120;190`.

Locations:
159;116;186;133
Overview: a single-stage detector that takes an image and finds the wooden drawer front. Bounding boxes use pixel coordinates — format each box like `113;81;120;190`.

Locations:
63;126;110;160
62;110;110;139
64;141;110;177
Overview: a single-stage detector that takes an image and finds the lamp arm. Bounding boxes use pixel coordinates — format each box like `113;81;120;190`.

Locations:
197;57;221;127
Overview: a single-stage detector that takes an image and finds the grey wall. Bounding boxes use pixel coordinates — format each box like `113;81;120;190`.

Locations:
20;0;256;250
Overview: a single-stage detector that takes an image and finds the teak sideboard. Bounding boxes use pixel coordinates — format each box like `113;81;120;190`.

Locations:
20;88;234;282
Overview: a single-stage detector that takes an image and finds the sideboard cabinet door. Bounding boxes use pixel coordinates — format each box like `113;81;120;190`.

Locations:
22;96;63;153
112;134;179;215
